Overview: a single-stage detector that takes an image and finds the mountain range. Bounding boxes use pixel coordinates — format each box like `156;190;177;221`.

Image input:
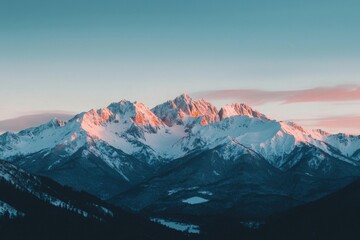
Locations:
0;94;359;224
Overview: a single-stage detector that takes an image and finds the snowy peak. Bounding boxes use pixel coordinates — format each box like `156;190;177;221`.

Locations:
0;94;359;171
48;118;66;127
108;100;163;127
152;94;219;126
81;108;113;126
80;100;163;130
311;129;331;138
0;132;19;144
14;117;67;137
131;101;164;127
219;103;269;121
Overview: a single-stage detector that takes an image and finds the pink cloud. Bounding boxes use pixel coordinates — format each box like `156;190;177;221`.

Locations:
316;115;360;130
195;85;360;106
289;115;360;135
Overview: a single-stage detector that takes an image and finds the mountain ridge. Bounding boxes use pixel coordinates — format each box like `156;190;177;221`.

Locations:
0;94;359;219
0;160;188;240
1;94;358;163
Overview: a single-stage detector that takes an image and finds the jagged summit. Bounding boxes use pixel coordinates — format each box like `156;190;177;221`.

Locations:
77;100;163;129
219;103;269;121
152;93;219;126
0;93;359;169
107;100;163;127
312;128;331;137
174;93;192;102
153;94;270;126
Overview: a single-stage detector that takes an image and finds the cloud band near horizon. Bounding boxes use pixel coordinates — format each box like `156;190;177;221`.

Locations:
0;112;75;134
195;85;360;106
290;115;360;134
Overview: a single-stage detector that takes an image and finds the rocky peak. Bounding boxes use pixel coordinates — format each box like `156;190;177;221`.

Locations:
219;103;269;121
152;94;219;126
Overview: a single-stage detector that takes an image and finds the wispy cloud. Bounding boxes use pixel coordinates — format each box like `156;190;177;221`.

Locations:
195;85;360;106
289;115;360;135
315;115;360;130
0;112;75;133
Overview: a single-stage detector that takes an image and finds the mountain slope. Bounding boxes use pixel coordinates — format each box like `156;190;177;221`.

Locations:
262;178;360;240
0;160;189;240
111;142;360;219
196;178;360;240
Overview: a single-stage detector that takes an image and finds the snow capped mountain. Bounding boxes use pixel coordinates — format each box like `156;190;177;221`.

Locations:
0;117;88;165
0;94;359;206
323;133;360;160
219;103;269;121
78;99;165;142
0;94;359;169
152;93;220;127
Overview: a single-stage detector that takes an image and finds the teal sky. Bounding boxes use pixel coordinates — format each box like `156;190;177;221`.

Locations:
0;0;359;133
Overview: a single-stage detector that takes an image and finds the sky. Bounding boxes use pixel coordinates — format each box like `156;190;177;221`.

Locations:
0;0;359;134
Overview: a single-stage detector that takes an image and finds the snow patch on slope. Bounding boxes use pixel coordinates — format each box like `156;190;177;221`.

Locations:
182;196;209;205
0;200;24;218
151;218;200;234
0;118;87;159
